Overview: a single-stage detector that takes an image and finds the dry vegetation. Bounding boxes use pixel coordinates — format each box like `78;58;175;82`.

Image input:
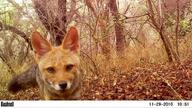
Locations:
1;60;192;100
0;0;192;100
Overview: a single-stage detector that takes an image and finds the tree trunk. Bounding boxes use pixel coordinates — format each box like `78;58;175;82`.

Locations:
147;0;180;62
101;28;111;58
108;0;125;55
159;29;173;62
32;0;67;46
160;28;180;62
100;7;111;58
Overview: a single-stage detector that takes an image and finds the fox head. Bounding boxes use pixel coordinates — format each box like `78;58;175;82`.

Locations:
31;27;80;93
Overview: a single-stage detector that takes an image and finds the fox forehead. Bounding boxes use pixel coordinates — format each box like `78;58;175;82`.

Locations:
37;46;79;69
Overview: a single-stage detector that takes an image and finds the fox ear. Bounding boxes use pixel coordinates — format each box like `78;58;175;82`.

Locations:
62;27;79;53
31;31;51;57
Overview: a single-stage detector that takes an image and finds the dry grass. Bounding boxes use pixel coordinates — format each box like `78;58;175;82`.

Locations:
0;32;192;100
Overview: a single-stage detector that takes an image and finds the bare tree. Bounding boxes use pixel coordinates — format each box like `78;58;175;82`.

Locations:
32;0;67;46
147;0;180;62
84;0;111;57
108;0;125;55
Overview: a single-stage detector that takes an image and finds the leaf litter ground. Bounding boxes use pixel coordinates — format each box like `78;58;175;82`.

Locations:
1;60;192;100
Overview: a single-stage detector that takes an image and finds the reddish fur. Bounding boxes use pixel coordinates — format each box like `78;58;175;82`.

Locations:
31;27;80;100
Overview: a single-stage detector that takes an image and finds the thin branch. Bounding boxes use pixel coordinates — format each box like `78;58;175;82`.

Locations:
0;22;32;49
175;0;180;56
125;13;149;19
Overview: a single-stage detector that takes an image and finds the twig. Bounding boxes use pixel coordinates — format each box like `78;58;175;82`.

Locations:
153;72;183;100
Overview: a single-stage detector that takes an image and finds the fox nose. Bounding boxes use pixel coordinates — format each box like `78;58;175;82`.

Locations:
58;82;67;90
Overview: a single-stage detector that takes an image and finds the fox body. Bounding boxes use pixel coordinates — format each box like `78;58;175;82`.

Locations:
8;27;81;100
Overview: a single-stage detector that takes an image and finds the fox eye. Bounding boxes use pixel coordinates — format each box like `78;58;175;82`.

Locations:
66;64;74;71
46;67;55;73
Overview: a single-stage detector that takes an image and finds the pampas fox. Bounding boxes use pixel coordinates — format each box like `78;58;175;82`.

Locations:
8;27;81;100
